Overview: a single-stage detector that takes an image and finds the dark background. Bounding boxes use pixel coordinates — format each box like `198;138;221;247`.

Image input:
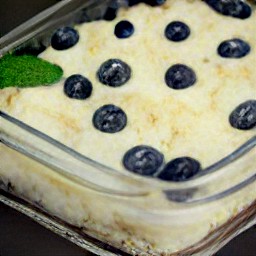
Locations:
0;1;255;255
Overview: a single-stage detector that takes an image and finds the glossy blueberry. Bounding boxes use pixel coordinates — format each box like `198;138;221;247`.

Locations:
104;3;118;21
123;145;164;176
158;157;201;182
97;59;131;87
64;75;92;100
51;27;79;50
165;64;197;90
104;8;118;21
126;0;165;6
205;0;251;19
165;21;190;42
127;0;142;6
217;38;250;59
145;0;166;6
114;20;134;39
14;43;46;56
229;100;256;130
93;104;127;133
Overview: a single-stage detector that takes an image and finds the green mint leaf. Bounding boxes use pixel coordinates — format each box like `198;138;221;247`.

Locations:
0;54;63;89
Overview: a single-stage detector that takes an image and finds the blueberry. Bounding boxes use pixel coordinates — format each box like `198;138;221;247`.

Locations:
165;21;190;42
145;0;166;6
205;0;252;19
127;0;143;6
229;100;256;130
165;64;197;90
126;0;166;6
158;157;201;182
97;59;131;87
104;3;118;21
51;27;79;50
104;7;118;21
64;74;92;100
93;104;127;133
114;20;134;39
217;38;250;58
14;42;46;56
123;145;164;176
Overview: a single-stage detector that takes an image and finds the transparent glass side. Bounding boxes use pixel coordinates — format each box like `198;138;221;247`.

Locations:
0;111;256;255
0;111;255;203
0;140;255;256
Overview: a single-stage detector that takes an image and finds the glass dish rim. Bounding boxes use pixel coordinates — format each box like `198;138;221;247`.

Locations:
0;0;255;203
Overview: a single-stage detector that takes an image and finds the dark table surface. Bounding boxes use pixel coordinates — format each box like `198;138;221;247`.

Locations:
0;1;255;255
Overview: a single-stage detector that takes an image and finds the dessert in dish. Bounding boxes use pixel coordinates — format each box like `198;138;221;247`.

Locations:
0;0;255;255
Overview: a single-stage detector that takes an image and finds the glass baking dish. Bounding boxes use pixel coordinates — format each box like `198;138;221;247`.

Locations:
0;0;256;255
